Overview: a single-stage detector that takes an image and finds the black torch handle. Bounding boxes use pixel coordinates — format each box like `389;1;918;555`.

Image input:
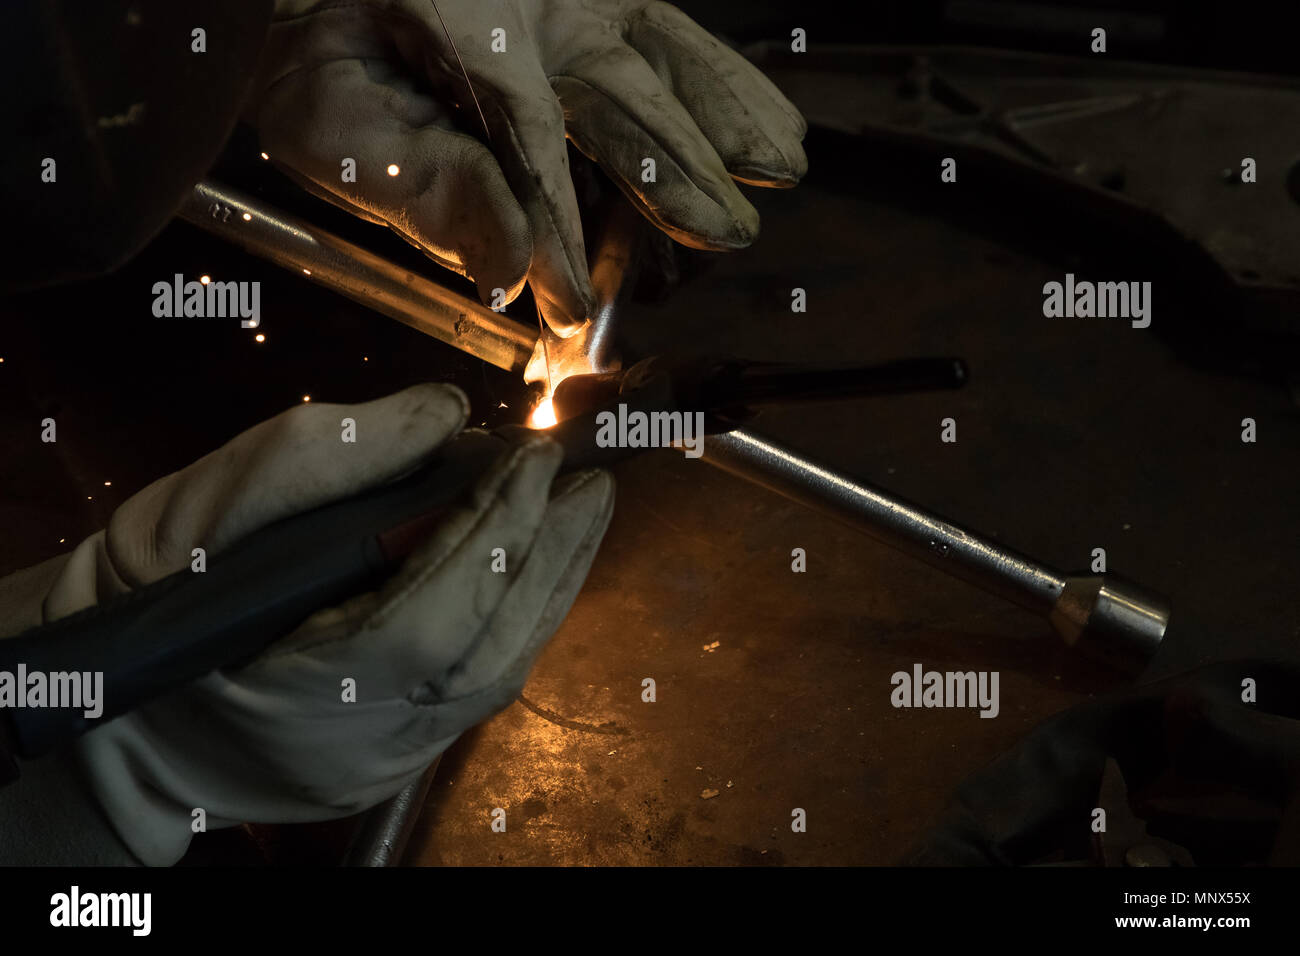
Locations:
0;394;655;768
707;357;969;407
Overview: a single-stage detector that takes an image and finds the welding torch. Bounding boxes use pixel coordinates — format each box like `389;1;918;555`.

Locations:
0;355;965;783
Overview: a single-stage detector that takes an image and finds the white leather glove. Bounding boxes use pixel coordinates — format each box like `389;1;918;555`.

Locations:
0;384;613;865
250;0;808;335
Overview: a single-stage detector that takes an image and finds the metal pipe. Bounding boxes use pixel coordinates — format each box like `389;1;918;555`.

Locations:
177;181;537;374
706;429;1065;612
704;429;1168;675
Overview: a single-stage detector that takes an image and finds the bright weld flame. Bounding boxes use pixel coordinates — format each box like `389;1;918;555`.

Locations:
528;396;557;429
525;352;588;429
523;329;605;429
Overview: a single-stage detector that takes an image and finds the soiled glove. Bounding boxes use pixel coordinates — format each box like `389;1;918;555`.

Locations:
250;0;808;334
0;384;613;865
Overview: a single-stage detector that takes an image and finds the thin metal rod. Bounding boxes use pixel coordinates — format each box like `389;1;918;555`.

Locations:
704;429;1066;614
178;181;537;374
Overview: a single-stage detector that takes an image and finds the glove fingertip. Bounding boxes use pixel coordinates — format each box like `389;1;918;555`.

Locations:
402;382;472;437
551;467;615;513
535;289;590;338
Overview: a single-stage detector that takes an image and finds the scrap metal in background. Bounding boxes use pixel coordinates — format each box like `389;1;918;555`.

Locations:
742;44;1300;360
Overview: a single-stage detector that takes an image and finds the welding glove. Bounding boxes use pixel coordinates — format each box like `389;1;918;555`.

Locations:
248;0;808;335
0;384;614;866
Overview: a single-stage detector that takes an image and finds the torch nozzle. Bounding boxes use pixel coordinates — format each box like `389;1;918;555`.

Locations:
551;355;968;424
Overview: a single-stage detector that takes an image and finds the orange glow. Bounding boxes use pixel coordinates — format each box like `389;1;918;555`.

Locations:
527;396;557;429
387;164;401;176
302;395;311;403
522;320;613;430
242;212;252;221
200;275;211;285
255;334;266;343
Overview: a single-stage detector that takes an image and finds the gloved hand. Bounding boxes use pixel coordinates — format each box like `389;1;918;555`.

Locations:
0;384;614;865
249;0;808;335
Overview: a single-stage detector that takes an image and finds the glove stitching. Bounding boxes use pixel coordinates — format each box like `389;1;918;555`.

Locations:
631;16;803;177
550;72;721;196
550;75;745;241
258;4;440;112
638;4;807;136
489;100;592;314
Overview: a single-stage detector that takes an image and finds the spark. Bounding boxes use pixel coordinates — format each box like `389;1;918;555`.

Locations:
104;481;111;487
200;275;211;285
255;334;265;343
242;212;252;221
302;268;312;276
260;152;269;160
302;395;311;403
387;164;400;176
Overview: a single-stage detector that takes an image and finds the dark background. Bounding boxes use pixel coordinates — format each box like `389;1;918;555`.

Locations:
1;0;1297;865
